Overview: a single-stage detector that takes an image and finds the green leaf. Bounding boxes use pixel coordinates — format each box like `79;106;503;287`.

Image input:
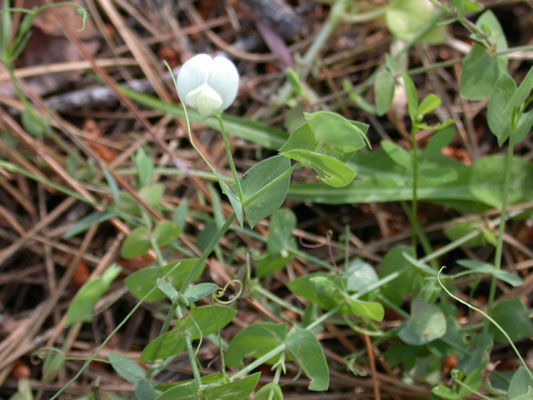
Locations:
267;209;296;256
508;367;533;400
304;111;367;153
42;350;65;384
141;305;236;361
135;380;159;400
125;259;204;302
256;253;292;278
286;328;329;391
173;199;189;231
157;373;260;400
476;10;507;51
287;273;344;311
444;220;486;248
398;301;447;345
64;210;115;238
184;282;219;303
241;155;291;228
424;127;454;160
418;94;441;115
381;140;412;169
139;183;164;208
460;44;507;100
508;65;533;112
378;246;419;305
402;73;419;123
281;149;355;187
511;109;533;146
385;0;447;44
108;352;146;384
279;123;318;153
458;369;482;397
374;69;395;116
154;221;181;247
344;296;384;322
345;258;379;293
65;264;121;325
456;259;522;287
487;73;516;145
253;382;283;400
121;227;152;259
431;385;460;399
226;323;287;367
134;147;154;188
489;297;533;342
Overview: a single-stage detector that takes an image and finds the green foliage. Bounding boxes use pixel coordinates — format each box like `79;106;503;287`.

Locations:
125;259;204;302
252;382;283;400
489;298;533;342
141;305;236;361
65;264;121;326
398;301;447;345
108;352;146;384
286;328;329;391
385;0;447;44
241;155;291;228
374;68;395;116
121;220;180;258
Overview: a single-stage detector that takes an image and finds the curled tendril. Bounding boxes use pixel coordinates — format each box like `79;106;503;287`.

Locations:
213;279;242;305
31;347;64;365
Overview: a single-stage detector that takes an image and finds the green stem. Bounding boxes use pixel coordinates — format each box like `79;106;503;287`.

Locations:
486;143;514;316
177;306;203;388
217;114;244;205
252;284;304;316
411;126;419;253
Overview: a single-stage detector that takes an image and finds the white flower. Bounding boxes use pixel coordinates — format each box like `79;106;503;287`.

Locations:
176;54;239;118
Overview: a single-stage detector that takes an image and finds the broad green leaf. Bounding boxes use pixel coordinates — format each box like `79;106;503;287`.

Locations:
374;69;395;116
42;350;65;383
381;140;412;169
241;155;291;228
385;0;447;44
460;43;507;100
121;227;151;259
458;331;493;374
511;109;533;146
125;259;204;302
487;73;516;145
108;352;145;384
156;373;260;400
345;258;379;293
444;220;486;248
139;183;164;208
173;199;188;231
134;147;154;188
135;380;158;400
344;296;384;322
418;94;441;115
65;264;121;325
184;282;219;303
281;149;355;187
279;123;317;153
457;259;522;287
226;323;287;367
424;127;454;159
489;297;533;342
508;367;533;400
8;378;34;400
141;305;236;361
120;87;287;150
476;10;507;51
402;73;419;123
304;111;367;153
378;246;418;305
64;210;115;238
431;385;460;399
154;221;181;247
267;209;296;256
508;65;533;112
289;152;533;211
286;328;329;391
398;301;447;345
256;253;292;278
287;273;344;311
253;382;283;400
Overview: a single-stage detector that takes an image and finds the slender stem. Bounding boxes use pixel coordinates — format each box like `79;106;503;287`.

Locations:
252;284;304;316
231;344;287;380
486;143;514;316
410;126;419;253
177;306;203;388
217;114;244;205
244;163;300;207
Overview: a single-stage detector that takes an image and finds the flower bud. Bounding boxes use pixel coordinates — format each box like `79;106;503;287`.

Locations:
176;53;239;118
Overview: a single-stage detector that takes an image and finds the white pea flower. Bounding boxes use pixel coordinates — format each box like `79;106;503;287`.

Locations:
176;53;239;118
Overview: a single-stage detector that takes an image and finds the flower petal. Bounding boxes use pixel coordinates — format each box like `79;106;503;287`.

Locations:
176;54;212;100
207;56;239;110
